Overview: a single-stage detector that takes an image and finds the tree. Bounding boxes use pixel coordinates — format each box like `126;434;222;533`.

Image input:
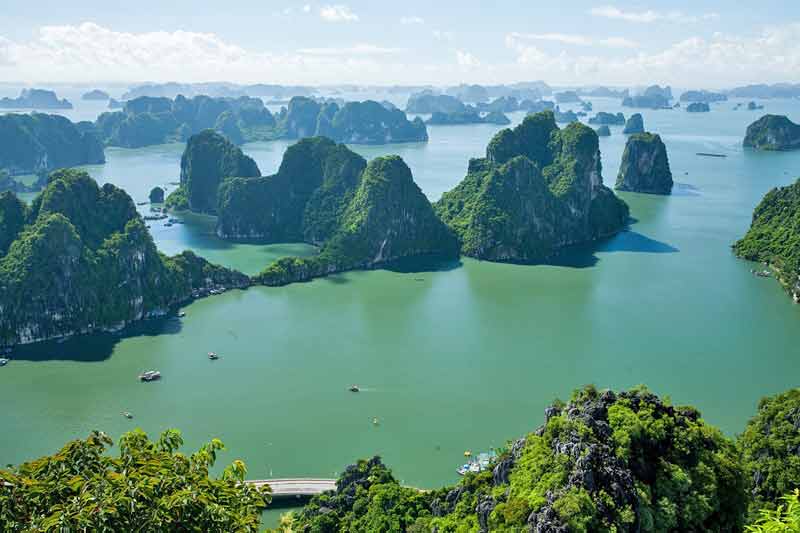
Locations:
0;429;270;532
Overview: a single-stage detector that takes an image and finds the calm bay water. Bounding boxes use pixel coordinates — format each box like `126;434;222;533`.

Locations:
3;98;800;523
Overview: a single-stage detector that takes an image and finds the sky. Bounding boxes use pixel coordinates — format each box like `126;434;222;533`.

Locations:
1;0;799;88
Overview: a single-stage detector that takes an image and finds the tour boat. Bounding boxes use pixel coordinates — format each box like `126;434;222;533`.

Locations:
349;385;360;392
138;370;161;382
208;352;219;360
0;358;9;366
177;311;186;318
122;411;133;419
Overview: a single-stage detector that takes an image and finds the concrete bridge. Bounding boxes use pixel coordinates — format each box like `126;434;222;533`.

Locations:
248;478;336;498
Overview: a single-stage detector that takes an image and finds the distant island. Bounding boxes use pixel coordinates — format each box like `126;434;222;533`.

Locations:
434;110;629;262
595;125;611;137
686;102;711;113
553;107;578;123
588;112;625;126
426;109;510;126
623;113;645;134
679;90;727;103
743;115;800;151
0;169;249;347
96;95;427;148
406;92;467;114
0;113;104;177
0;89;73;110
615;132;673;194
728;83;800;99
82;89;110;101
734;179;800;301
554;90;581;103
622;85;672;109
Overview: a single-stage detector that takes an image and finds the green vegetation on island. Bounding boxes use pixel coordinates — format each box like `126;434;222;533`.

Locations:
733;179;800;301
434;111;629;262
167;130;260;214
743;115;800;151
0;169;249;347
615;133;673;195
149;186;164;204
0;429;270;531
0;113;105;176
622;86;672;109
252;152;459;286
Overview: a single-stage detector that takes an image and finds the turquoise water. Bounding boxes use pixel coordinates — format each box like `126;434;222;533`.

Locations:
2;98;800;526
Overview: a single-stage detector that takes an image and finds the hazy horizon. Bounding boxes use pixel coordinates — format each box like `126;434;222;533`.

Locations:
1;0;799;88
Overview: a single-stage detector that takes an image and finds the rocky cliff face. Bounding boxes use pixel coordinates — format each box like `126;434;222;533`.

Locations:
743;114;800;151
733;179;800;302
622;113;644;134
0;113;105;176
175;130;260;214
615;133;673;195
253;152;459;286
0;170;248;347
434;111;629;262
216;137;366;243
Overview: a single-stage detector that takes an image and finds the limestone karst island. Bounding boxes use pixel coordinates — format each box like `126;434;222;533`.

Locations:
2;2;800;531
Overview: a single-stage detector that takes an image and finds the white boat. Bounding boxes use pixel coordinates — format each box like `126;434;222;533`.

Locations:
208;352;219;360
0;358;9;366
138;370;161;382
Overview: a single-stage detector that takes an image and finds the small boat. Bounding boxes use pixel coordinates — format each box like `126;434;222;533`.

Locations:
696;152;727;158
372;417;379;426
138;370;161;382
457;464;470;475
177;311;186;318
0;358;9;366
122;411;133;419
464;450;472;457
349;385;360;392
208;352;219;360
164;222;173;227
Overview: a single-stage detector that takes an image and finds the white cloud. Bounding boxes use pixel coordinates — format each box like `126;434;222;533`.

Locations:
319;5;359;22
507;32;638;49
455;50;480;67
589;6;719;24
432;30;454;41
303;4;311;13
297;44;404;56
2;20;800;87
504;23;800;86
400;16;425;25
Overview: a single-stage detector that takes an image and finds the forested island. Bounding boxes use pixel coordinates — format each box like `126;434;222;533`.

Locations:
96;95;427;148
0;89;73;109
615;133;673;195
0;169;248;347
622;85;672;109
623;113;644;134
588;112;625;126
734;179;800;301
426;109;510;125
435;111;629;262
743;115;800;151
0;113;105;176
2;385;798;532
686;102;711;113
679;90;727;103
